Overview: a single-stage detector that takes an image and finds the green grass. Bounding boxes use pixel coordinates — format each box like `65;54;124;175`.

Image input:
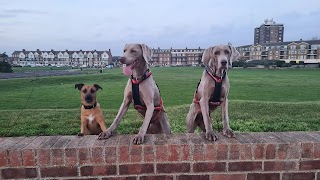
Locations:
0;67;320;136
12;66;72;73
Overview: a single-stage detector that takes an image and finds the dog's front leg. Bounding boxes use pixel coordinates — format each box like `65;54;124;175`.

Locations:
199;98;218;141
133;103;154;144
98;98;131;140
221;98;235;138
78;116;87;136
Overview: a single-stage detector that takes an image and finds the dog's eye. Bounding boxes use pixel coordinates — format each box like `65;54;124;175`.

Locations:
214;51;220;55
130;49;136;53
82;89;87;93
90;89;95;93
224;50;230;55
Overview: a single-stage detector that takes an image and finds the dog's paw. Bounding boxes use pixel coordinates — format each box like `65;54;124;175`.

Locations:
98;130;112;140
205;131;218;141
133;134;144;145
77;132;84;137
222;128;235;138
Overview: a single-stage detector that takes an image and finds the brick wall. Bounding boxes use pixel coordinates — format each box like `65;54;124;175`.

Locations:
0;132;320;180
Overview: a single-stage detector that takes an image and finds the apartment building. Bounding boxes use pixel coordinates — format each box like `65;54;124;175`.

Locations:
151;47;204;66
254;18;284;44
11;49;112;67
237;40;320;63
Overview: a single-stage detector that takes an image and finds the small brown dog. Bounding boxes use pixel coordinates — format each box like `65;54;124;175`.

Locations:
75;84;107;136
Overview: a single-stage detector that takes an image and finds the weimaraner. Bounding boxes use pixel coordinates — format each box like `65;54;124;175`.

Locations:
98;43;171;144
186;45;240;141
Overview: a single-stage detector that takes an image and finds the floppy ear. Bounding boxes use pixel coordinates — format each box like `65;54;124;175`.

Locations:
228;45;240;67
93;84;102;90
140;44;153;64
75;83;84;91
201;46;215;66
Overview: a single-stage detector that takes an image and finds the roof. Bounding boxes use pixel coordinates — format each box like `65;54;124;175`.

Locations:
237;40;320;48
11;49;112;56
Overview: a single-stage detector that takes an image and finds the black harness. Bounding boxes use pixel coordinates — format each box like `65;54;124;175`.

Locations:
131;69;152;106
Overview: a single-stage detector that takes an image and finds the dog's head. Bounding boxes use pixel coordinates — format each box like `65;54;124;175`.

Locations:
118;43;153;76
202;45;240;73
75;84;102;106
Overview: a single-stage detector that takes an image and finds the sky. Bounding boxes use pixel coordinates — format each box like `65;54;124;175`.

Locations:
1;0;320;56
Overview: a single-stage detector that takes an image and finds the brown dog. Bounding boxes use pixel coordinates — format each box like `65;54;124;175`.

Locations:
75;84;107;136
186;45;240;141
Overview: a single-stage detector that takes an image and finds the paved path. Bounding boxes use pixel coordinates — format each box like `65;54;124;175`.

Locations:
0;70;95;79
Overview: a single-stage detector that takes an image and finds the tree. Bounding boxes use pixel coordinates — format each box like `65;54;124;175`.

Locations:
311;36;319;40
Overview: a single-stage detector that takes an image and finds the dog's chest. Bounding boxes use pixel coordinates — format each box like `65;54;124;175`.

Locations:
87;114;94;123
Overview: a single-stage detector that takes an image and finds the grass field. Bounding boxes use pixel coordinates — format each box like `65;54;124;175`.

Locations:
0;67;319;137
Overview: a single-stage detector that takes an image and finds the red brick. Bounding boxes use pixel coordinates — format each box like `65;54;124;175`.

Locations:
65;148;77;165
8;150;22;167
278;143;300;160
157;163;190;173
37;149;50;166
105;146;117;163
211;174;246;180
80;165;117;176
51;148;64;165
140;175;173;180
0;150;8;167
247;173;280;180
282;172;315;180
1;167;37;179
228;162;262;171
130;145;142;162
300;160;320;170
240;144;252;160
193;162;226;172
41;166;77;177
181;144;191;161
119;146;130;163
143;145;154;162
264;161;298;171
314;143;320;158
253;144;264;160
103;177;136;180
168;144;180;161
266;144;276;159
119;163;154;175
229;144;240;160
216;144;228;160
301;143;314;159
91;147;104;164
155;145;167;162
177;175;209;180
79;148;90;165
193;144;204;161
22;149;36;166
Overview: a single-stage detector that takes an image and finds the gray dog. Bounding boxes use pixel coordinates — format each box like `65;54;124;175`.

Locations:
98;43;171;144
186;45;240;141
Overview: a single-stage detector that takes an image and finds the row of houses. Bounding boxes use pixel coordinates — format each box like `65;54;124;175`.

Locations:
11;49;112;67
237;40;320;63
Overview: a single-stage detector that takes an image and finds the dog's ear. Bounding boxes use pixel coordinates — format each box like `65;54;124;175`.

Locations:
228;45;240;67
75;83;84;91
140;44;153;64
201;46;215;66
93;84;103;91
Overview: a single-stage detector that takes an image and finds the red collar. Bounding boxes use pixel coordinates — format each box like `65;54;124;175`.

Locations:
205;66;226;83
131;69;152;84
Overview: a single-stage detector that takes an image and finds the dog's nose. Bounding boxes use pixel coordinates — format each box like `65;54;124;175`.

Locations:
221;60;227;66
85;95;93;103
118;57;125;64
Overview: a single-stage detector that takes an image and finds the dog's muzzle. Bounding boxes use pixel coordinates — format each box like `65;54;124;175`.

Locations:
85;95;93;103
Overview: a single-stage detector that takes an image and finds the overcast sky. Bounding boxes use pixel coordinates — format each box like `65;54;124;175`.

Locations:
1;0;320;55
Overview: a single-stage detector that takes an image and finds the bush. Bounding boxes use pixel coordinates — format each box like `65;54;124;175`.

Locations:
0;61;13;73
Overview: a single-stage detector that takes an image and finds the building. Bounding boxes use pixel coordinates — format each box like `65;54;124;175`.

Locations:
11;49;112;67
237;40;320;63
254;18;284;45
151;47;204;66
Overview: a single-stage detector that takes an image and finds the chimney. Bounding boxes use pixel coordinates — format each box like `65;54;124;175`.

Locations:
37;49;40;51
80;49;82;51
51;49;54;51
108;49;111;52
22;49;25;51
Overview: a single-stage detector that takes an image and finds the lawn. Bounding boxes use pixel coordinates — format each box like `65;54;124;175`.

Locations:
0;67;319;136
